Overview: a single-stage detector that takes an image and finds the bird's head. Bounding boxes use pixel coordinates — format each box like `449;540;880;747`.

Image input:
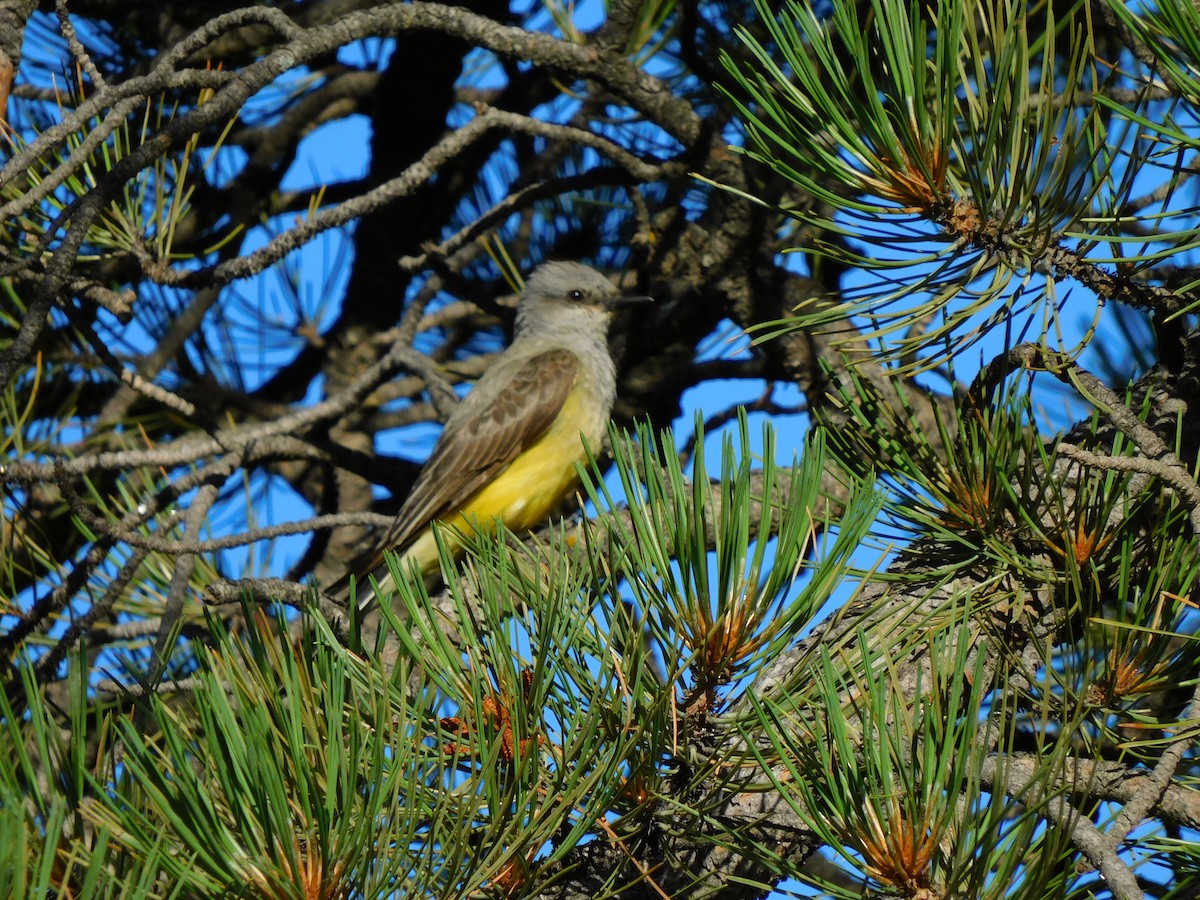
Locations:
515;261;652;338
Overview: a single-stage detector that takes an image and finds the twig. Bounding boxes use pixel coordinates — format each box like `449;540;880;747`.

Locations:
0;289;54;393
971;344;1200;538
203;577;349;638
399;169;644;272
55;0;107;90
148;464;231;685
1053;357;1200;537
0;453;249;659
1058;443;1200;536
74;316;197;419
95;677;203;696
980;755;1145;900
2;333;438;482
988;752;1200;831
33;547;150;684
67;277;136;322
72;508;393;555
146;108;505;290
0;7;299;196
1102;677;1200;854
678;385;800;465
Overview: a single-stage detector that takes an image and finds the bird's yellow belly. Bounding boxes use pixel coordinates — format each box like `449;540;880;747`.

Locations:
403;388;599;572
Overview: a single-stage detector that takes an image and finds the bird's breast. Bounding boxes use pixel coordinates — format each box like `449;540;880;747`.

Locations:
404;353;615;573
470;378;607;531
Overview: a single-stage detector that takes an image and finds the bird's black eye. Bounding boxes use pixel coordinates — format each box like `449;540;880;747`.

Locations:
569;289;584;300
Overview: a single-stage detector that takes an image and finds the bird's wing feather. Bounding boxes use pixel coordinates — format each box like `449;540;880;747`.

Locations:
371;346;579;557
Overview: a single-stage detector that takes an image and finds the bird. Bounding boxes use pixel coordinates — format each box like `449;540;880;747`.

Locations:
334;261;652;610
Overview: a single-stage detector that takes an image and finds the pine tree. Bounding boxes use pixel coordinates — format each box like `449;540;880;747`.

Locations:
2;1;1198;897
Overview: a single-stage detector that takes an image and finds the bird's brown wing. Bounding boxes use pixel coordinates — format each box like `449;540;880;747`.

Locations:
364;347;579;568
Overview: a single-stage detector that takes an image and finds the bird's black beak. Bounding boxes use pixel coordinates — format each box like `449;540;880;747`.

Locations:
605;294;654;309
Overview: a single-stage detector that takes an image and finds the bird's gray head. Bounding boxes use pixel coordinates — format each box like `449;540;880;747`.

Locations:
515;261;651;339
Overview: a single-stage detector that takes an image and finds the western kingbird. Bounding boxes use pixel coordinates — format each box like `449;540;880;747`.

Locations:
337;261;651;609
